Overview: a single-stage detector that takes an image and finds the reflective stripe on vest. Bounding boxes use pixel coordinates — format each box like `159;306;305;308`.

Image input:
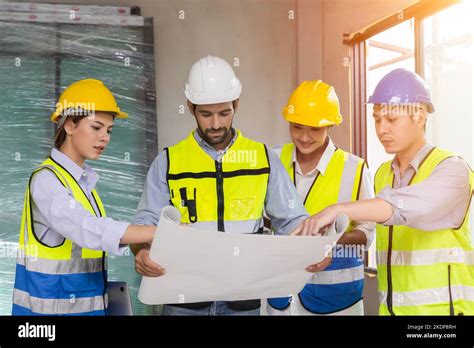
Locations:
280;143;365;209
12;157;107;316
380;286;474;308
374;147;474;316
13;289;107;315
377;248;474;266
307;264;365;285
166;130;270;231
268;143;366;313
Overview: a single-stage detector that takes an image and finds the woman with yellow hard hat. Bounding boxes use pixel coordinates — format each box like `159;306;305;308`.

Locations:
12;79;157;316
266;80;375;315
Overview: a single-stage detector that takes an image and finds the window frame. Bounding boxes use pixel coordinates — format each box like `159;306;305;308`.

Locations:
343;0;462;271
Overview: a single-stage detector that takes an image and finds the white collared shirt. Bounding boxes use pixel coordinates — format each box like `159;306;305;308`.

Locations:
29;148;129;255
272;137;375;249
377;142;472;231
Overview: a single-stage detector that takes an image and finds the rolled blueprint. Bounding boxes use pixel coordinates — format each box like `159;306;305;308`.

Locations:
323;213;350;236
161;205;181;224
138;206;345;305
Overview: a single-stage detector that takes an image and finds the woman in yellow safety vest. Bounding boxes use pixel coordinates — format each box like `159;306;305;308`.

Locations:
12;79;156;316
266;80;375;315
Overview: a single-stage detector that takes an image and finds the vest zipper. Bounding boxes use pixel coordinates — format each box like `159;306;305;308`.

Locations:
215;160;225;232
448;265;455;315
387;226;395;316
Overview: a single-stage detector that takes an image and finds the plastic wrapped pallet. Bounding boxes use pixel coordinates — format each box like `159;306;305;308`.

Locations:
0;2;157;315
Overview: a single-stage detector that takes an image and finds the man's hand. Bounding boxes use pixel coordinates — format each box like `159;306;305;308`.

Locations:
299;205;340;236
289;223;304;236
135;247;166;277
305;256;332;273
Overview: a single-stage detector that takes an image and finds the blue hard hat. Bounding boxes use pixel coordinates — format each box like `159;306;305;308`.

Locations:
368;68;435;113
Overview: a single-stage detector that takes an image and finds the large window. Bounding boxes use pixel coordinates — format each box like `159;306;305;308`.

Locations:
422;2;473;175
366;19;415;176
347;0;473;269
422;1;474;250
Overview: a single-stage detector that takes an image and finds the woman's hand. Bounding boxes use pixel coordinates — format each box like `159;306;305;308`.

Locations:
305;256;333;273
120;225;156;245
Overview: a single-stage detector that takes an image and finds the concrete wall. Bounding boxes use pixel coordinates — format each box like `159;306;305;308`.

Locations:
10;0;415;153
11;0;301;150
296;0;323;83
151;0;297;149
318;0;416;151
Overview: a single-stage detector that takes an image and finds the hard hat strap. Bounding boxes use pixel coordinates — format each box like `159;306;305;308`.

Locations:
56;114;68;129
56;108;93;128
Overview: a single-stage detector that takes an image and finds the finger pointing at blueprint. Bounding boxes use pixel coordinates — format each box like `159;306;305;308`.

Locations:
138;206;344;305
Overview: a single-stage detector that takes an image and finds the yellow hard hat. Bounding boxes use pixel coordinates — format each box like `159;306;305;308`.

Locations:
282;80;342;127
50;79;128;123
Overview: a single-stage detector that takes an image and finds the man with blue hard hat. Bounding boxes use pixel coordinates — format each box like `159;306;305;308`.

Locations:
295;68;474;315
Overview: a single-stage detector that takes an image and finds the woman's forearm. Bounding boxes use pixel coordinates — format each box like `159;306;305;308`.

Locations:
120;225;156;245
337;229;367;246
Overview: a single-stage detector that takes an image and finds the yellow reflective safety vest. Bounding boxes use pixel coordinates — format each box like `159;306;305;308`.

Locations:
166;129;270;232
267;143;367;313
279;143;365;213
12;157;108;316
374;147;474;315
166;129;270;311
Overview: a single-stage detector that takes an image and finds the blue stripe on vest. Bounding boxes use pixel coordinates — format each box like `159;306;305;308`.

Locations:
14;264;105;299
267;296;292;310
299;279;364;314
12;304;105;316
268;257;363;312
300;257;363;313
325;257;363;270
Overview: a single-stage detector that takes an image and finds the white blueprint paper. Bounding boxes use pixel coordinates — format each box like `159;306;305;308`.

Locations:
138;206;345;305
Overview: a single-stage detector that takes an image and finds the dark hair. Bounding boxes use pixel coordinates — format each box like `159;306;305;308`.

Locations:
54;116;84;149
192;100;239;113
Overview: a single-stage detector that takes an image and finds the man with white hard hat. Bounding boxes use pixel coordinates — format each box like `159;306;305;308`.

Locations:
131;56;316;316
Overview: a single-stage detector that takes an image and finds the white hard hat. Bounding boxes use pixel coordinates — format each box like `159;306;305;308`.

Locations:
184;55;242;105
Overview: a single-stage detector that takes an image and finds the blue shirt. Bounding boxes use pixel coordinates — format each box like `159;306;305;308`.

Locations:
29;148;129;255
133;129;309;234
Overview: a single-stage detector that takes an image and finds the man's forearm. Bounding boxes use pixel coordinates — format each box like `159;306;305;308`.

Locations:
335;198;393;224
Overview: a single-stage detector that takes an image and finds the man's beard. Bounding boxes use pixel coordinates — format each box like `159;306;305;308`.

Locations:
198;125;232;146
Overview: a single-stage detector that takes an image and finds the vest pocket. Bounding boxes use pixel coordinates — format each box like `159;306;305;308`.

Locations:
61;275;98;293
170;187;198;223
230;197;256;220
